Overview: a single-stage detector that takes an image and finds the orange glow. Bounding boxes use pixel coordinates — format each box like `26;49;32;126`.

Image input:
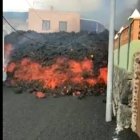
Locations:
6;62;16;73
4;43;13;59
86;79;97;85
98;68;107;84
6;57;107;89
35;91;46;99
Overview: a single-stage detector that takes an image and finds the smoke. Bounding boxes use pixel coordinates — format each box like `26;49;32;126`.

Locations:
33;0;139;30
34;0;102;12
137;0;140;11
55;0;102;12
4;0;140;32
123;0;138;7
115;0;139;30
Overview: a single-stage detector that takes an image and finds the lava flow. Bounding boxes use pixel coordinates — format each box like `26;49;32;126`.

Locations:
6;57;107;91
4;31;108;96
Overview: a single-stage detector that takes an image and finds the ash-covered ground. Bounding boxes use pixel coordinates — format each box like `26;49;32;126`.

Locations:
3;86;140;140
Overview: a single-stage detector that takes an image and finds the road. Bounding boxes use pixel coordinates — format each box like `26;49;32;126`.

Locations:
3;86;136;140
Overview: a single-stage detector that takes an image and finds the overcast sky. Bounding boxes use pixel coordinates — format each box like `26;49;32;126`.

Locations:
3;0;138;12
3;0;103;12
3;0;34;11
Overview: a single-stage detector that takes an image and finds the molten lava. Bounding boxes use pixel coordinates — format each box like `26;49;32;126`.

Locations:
3;43;13;73
6;57;107;90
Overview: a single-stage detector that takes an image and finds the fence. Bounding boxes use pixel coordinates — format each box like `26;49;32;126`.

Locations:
114;19;140;72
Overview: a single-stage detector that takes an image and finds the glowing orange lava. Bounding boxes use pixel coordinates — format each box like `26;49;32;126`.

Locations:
6;57;107;89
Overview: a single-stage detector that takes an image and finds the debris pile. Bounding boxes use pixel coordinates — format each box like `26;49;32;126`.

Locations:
4;30;109;97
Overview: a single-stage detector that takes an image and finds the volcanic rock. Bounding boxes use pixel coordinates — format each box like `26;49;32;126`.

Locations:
4;30;109;96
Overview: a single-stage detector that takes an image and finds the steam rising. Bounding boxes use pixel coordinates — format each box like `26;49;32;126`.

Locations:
115;0;139;30
137;0;140;10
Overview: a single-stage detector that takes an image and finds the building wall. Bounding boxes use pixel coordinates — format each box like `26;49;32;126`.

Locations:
28;9;80;33
114;41;140;72
114;19;140;72
80;19;105;33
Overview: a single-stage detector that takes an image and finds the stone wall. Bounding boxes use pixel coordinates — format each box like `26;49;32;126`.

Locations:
131;52;140;134
112;66;133;131
113;52;140;134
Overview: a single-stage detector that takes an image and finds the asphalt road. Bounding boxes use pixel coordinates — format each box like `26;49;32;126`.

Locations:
3;86;116;140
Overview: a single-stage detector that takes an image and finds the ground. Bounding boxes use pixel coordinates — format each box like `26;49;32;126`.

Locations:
3;86;139;140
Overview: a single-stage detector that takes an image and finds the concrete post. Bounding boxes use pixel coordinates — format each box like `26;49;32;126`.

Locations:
106;0;116;122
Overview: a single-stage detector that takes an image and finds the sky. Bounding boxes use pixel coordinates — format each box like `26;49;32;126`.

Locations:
3;0;103;12
3;0;139;29
3;0;34;11
3;0;138;12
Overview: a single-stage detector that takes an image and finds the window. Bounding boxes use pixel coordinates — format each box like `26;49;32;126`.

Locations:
42;20;50;30
59;21;67;32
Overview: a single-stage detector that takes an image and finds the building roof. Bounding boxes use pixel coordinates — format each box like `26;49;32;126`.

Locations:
128;9;140;20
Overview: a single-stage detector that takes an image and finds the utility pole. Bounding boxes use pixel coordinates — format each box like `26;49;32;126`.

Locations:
3;33;6;81
106;0;116;122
